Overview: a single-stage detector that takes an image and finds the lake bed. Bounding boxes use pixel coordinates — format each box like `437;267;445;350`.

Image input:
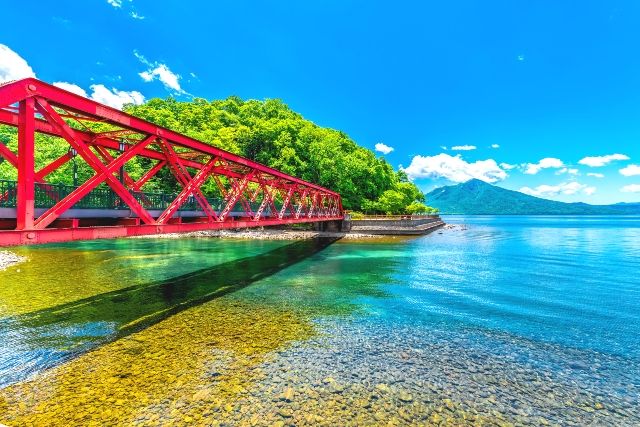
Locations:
0;216;638;425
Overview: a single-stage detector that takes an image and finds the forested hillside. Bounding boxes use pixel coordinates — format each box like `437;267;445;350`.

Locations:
0;97;430;213
427;179;640;215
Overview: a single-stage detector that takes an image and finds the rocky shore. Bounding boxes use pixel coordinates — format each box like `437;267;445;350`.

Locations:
0;250;25;271
132;229;388;241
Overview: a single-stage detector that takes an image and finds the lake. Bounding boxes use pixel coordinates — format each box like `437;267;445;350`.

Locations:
0;216;639;425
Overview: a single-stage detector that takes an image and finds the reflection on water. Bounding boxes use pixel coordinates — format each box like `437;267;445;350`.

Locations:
0;238;338;388
0;238;295;316
1;216;639;425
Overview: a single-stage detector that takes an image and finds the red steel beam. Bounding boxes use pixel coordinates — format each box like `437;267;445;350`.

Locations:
131;160;166;191
0;78;343;246
34;98;157;227
156;157;219;224
1;79;338;196
0;140;18;166
16;98;35;229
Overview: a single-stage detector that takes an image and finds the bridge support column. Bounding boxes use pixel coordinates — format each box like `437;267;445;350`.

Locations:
314;219;351;232
16;98;35;230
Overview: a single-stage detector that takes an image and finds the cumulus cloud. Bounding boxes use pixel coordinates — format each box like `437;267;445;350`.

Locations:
556;167;579;175
440;146;448;150
519;181;596;197
135;51;184;93
53;81;144;110
374;143;394;155
499;162;516;170
139;64;182;92
0;44;35;83
578;154;629;167
619;164;640;177
524;157;564;175
451;145;476;151
106;0;122;7
130;12;145;20
53;82;88;97
587;172;605;178
89;84;145;109
0;45;142;110
621;184;640;193
491;144;500;149
403;153;507;183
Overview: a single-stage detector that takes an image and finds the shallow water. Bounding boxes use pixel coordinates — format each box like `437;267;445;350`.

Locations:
1;216;639;426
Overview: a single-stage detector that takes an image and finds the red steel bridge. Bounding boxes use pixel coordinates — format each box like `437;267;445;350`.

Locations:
0;78;343;246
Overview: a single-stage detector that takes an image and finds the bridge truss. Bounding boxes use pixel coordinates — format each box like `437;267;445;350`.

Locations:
0;79;343;246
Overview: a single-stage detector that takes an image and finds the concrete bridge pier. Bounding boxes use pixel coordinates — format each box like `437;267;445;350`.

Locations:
314;217;351;232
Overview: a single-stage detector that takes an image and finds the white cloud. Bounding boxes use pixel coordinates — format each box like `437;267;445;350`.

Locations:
587;172;605;178
403;153;507;183
451;145;476;151
621;184;640;193
139;64;182;92
520;181;596;197
619;164;640;177
0;44;35;83
139;71;153;82
374;143;394;155
517;55;525;61
135;51;184;93
0;46;142;111
53;82;88;97
491;144;500;149
440;146;448;151
53;81;145;110
130;12;145;20
89;84;145;109
107;0;122;8
556;167;579;175
524;157;564;175
499;162;516;170
578;153;629;167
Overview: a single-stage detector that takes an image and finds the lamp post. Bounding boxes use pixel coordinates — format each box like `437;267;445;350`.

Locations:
69;148;78;187
118;140;126;185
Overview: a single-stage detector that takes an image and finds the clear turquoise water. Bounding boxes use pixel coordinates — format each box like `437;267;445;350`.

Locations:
1;216;639;424
383;215;640;359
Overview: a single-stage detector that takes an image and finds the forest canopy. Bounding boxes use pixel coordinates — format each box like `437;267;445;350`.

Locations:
0;96;434;214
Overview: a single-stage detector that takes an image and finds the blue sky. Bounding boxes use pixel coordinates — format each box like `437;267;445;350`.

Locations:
1;1;640;204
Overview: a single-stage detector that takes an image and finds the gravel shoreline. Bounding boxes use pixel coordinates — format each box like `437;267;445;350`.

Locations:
131;229;388;241
0;250;26;271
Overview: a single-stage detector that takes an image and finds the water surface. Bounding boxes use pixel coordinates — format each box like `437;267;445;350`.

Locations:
0;216;639;425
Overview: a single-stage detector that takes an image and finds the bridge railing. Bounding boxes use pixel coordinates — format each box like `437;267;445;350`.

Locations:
1;179;269;214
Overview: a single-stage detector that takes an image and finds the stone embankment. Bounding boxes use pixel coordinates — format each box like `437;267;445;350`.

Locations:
0;250;26;271
133;216;448;240
349;215;445;235
133;229;382;241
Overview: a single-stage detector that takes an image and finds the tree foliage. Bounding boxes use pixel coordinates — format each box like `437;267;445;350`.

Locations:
0;96;434;213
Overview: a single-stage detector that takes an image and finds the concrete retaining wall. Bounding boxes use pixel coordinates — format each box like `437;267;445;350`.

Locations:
351;217;441;228
349;215;444;235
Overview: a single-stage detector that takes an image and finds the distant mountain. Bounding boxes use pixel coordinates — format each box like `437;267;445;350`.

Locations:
426;179;640;215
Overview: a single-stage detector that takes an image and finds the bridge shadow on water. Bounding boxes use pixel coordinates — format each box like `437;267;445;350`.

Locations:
0;237;339;388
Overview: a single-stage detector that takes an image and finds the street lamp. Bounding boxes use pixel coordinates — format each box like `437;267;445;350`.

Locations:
69;148;78;187
118;140;126;185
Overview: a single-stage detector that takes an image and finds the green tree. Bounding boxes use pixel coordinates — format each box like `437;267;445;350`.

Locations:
0;95;430;214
